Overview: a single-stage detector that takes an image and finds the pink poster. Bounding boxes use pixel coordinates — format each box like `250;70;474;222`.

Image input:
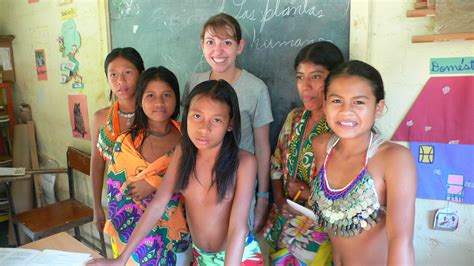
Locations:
28;0;39;4
392;76;474;144
67;95;91;140
35;49;48;80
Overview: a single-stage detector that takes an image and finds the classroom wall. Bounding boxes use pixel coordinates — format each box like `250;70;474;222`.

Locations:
1;0;473;264
0;0;110;246
351;1;474;265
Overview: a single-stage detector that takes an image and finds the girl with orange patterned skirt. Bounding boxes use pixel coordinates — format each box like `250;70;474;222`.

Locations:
91;48;144;236
104;67;191;265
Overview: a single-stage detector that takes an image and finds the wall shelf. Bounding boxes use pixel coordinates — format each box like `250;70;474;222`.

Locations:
406;8;435;17
407;1;474;43
412;33;474;43
415;2;428;9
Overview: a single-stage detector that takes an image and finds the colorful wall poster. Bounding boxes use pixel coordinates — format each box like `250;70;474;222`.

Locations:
392;76;474;144
35;49;48;80
394;75;474;204
431;57;474;75
58;19;83;88
411;142;473;204
67;95;90;140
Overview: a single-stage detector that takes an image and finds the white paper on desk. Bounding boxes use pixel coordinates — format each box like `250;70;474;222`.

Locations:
0;248;41;266
287;199;317;221
27;249;92;266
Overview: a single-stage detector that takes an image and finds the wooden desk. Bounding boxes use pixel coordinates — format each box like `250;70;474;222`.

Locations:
20;232;102;259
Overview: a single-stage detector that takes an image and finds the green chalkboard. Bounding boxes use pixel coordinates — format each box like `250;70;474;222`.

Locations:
109;0;350;146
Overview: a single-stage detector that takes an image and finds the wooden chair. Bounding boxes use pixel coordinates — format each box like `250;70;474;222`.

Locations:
5;147;107;257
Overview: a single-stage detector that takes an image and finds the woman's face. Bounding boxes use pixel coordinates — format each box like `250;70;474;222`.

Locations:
106;57;140;100
201;27;243;74
296;62;329;112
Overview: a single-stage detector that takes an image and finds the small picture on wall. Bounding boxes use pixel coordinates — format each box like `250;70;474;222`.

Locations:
433;208;459;231
67;95;90;140
35;49;48;81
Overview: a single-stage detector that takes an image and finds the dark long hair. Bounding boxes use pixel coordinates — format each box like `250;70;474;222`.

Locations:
128;66;180;146
177;80;241;203
294;41;344;71
104;47;145;100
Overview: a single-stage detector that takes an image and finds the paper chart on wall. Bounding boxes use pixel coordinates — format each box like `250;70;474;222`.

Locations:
410;142;473;204
58;18;83;88
392;75;474;204
392;76;474;144
67;95;91;140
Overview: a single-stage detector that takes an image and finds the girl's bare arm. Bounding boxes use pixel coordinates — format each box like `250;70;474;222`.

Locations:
253;124;271;232
384;144;416;266
90;109;107;232
225;151;257;265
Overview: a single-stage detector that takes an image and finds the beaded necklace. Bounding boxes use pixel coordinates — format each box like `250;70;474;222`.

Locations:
321;133;372;200
118;109;135;126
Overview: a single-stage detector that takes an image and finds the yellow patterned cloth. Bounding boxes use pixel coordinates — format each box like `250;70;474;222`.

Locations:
263;108;332;265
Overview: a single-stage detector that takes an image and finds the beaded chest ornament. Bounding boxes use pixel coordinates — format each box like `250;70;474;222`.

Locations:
310;133;386;237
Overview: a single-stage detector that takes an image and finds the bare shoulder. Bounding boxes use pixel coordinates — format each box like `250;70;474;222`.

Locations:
93;106;110;125
237;150;257;179
377;141;414;164
375;141;417;185
238;149;257;168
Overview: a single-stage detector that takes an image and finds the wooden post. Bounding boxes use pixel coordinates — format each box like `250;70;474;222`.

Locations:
27;121;44;208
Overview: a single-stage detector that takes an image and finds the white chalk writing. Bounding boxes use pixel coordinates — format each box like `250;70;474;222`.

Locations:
232;0;324;32
250;27;329;49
